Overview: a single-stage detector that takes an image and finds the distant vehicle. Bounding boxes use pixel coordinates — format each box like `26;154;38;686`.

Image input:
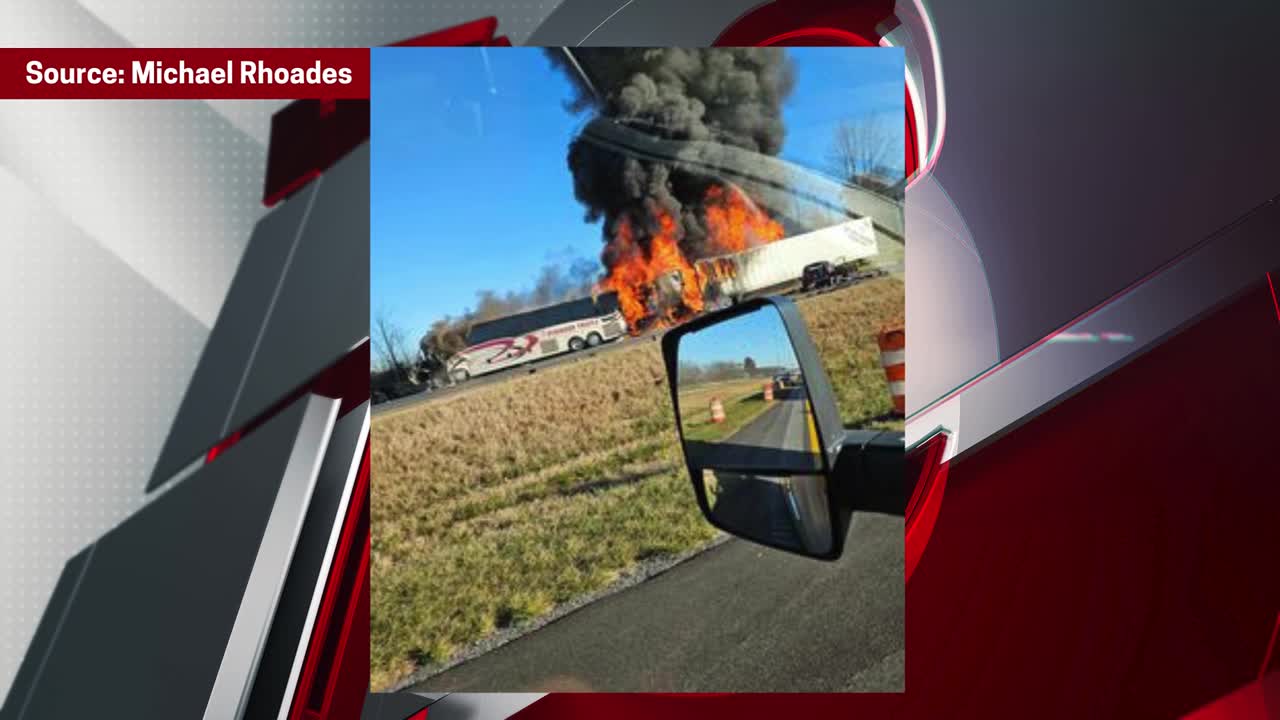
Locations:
801;261;839;291
447;292;626;383
772;369;803;389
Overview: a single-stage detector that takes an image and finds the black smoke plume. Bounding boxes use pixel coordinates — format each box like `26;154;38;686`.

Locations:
546;48;795;266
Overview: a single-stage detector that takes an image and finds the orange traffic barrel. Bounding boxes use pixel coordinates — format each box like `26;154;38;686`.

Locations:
709;397;726;423
763;382;774;402
877;327;905;415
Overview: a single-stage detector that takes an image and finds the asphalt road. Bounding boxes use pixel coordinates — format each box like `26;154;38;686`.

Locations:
411;513;904;692
701;387;834;555
684;386;824;473
727;386;811;452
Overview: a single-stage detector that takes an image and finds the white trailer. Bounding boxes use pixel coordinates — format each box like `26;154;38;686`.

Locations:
696;217;879;300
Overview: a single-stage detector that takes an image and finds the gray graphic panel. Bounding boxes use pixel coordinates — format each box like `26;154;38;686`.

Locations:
227;143;372;436
150;142;370;491
244;403;369;720
2;395;336;720
148;183;323;489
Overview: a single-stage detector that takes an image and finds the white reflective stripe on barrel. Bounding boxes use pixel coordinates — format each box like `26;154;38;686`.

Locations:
879;349;906;367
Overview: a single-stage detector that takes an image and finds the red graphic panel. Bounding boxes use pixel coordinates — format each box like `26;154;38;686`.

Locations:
391;17;511;47
263;99;371;207
290;444;370;720
904;431;948;583
1267;272;1279;326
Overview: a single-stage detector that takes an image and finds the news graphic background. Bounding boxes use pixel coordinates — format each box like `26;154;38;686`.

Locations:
0;96;271;703
0;3;553;705
1;1;1280;719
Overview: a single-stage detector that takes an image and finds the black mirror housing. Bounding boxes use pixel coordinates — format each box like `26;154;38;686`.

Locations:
661;296;853;560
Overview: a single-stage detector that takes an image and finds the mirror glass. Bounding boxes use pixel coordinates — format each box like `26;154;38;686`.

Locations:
676;305;823;473
699;470;834;556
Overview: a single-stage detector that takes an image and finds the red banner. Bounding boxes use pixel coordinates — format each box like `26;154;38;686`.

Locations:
0;48;370;99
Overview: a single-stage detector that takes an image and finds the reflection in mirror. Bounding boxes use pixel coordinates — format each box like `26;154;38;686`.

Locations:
700;470;833;556
676;305;822;474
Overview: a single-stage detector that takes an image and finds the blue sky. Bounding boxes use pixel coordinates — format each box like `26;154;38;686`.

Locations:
680;305;797;371
371;47;904;340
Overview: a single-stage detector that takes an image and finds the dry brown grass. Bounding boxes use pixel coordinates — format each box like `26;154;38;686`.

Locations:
798;276;905;431
370;276;904;690
373;343;670;548
677;376;772;442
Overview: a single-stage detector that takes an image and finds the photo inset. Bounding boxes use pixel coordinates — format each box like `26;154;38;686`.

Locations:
370;47;906;693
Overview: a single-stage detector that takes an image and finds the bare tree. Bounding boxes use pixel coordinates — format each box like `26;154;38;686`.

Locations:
373;309;413;380
827;116;902;197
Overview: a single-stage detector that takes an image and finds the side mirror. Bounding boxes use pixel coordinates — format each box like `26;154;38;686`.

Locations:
662;297;851;560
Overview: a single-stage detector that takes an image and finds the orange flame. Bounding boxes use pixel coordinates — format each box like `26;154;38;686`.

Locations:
600;184;787;333
703;184;785;253
598;210;703;333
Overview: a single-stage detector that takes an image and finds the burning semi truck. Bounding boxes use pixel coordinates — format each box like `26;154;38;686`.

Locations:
545;48;902;337
593;177;887;332
695;216;879;308
644;216;880;321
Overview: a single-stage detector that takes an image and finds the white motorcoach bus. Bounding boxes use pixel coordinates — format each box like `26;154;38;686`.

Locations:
446;292;626;383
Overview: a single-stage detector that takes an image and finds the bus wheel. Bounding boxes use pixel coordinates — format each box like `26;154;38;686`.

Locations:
569;337;587;352
451;368;470;383
586;332;603;347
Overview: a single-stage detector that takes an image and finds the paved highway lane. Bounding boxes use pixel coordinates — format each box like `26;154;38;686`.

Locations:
410;513;904;692
698;386;834;554
728;386;812;452
683;386;823;472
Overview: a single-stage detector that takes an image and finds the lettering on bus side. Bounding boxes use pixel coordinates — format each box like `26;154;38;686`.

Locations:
546;322;590;336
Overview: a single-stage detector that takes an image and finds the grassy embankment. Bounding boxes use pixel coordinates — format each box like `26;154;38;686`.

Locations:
678;377;773;443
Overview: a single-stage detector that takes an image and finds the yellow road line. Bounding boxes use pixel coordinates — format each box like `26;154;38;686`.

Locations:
805;399;820;454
